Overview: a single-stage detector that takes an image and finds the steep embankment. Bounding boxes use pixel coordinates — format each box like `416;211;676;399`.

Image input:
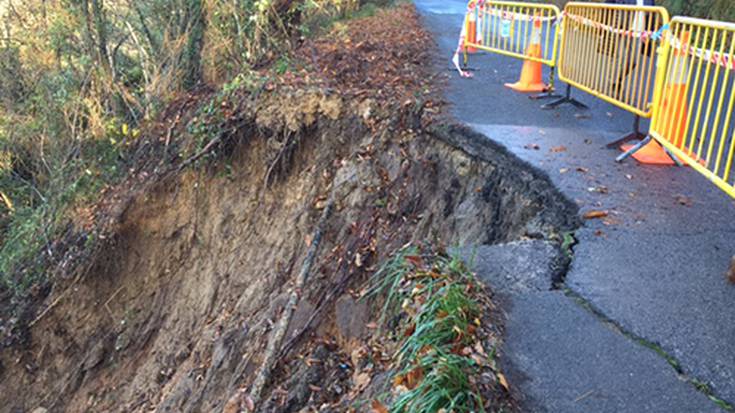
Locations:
0;5;577;412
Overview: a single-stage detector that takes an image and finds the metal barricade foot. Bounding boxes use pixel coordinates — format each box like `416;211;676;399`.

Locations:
662;147;684;167
529;89;562;100
542;96;589;110
616;136;651;163
541;85;588;110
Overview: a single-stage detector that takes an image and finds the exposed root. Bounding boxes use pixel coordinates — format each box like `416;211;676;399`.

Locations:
248;195;335;409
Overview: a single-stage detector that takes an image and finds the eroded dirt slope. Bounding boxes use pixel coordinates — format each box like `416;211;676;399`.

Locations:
0;5;578;412
0;88;574;411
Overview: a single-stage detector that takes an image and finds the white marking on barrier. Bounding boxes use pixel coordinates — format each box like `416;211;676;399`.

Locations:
563;12;657;40
451;1;478;78
481;7;556;23
666;33;735;71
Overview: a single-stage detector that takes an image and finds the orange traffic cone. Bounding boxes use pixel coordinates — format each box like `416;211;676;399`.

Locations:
620;139;675;165
660;31;692;149
505;16;547;93
621;31;691;165
465;3;478;54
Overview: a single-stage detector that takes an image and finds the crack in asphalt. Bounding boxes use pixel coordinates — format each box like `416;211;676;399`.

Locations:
558;240;734;411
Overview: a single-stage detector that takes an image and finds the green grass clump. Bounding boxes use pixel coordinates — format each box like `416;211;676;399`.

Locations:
367;246;498;413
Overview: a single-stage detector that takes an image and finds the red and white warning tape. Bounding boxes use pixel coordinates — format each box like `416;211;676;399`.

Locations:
452;0;558;77
667;33;735;71
562;11;657;40
451;0;485;77
480;7;557;23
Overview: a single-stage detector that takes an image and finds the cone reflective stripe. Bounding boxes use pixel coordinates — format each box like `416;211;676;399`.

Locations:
662;31;691;148
477;6;484;48
505;15;548;93
466;4;478;54
621;31;691;166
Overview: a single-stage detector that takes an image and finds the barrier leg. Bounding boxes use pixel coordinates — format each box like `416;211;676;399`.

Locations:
530;89;562;100
616;135;651;163
529;68;562;101
616;135;682;165
458;49;479;72
606;115;646;149
541;84;588;110
662;147;684;167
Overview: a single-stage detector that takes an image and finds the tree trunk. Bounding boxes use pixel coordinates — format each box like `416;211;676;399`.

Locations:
91;0;111;74
183;0;205;89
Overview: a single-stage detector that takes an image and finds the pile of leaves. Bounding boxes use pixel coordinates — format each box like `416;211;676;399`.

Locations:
364;245;515;413
275;3;441;104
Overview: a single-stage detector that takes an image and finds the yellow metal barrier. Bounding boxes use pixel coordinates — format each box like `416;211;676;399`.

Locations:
649;17;735;198
463;0;561;67
557;3;670;118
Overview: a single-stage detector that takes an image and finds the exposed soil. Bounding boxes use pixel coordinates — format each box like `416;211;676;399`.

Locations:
0;87;575;412
0;4;578;412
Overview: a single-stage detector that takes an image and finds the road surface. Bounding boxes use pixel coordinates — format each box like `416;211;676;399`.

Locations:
416;0;735;411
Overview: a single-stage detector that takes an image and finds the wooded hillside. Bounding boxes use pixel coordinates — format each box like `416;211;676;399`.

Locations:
0;0;359;298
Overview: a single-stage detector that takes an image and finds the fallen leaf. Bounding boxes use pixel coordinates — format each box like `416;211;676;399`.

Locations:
371;400;389;413
404;255;423;267
602;216;621;226
675;195;693;207
406;366;424;389
354;372;372;391
474;340;487;356
404;322;416;337
471;353;487;367
550;145;567;153
497;373;510;391
587;186;609;194
583;210;609;220
355;252;363;267
244;396;255;412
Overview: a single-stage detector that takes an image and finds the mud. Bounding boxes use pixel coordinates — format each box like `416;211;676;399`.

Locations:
0;90;577;412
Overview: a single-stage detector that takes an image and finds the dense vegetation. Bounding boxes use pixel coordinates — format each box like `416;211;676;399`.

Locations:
0;0;365;299
536;0;735;22
658;0;735;22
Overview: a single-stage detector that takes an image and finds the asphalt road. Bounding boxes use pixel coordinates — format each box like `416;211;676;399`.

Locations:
416;0;735;411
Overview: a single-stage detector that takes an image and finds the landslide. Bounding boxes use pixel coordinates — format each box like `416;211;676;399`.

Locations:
0;4;578;412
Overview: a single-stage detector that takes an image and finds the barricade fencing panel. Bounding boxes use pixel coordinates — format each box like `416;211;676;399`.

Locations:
464;1;561;67
558;3;670;117
650;17;735;198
